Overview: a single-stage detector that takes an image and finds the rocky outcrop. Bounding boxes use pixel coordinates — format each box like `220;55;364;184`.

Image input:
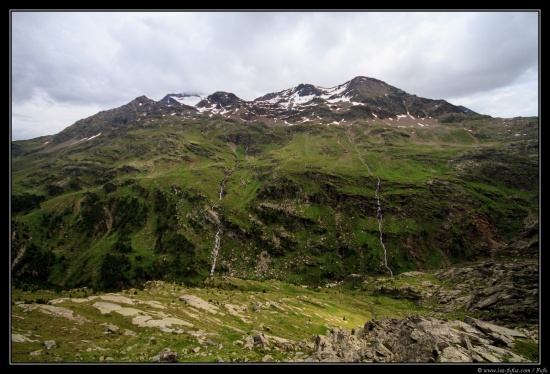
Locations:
151;349;178;363
494;220;539;258
368;259;539;330
307;315;533;363
434;261;539;327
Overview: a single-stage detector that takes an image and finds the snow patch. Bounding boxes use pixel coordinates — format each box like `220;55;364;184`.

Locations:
298;102;319;108
319;82;348;99
170;95;203;107
71;138;85;145
329;119;345;125
327;96;351;104
292;93;315;105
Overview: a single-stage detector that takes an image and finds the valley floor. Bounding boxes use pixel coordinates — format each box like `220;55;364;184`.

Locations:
10;258;539;364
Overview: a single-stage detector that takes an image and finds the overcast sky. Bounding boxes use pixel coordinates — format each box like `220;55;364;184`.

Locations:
10;10;539;141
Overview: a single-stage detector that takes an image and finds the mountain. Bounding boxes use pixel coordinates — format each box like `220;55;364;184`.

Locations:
192;76;477;127
36;76;483;149
251;76;468;126
11;76;538;294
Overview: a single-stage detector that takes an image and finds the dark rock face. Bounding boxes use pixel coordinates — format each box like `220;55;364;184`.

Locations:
199;91;244;109
434;260;539;327
308;315;533;363
295;84;322;97
495;220;539;259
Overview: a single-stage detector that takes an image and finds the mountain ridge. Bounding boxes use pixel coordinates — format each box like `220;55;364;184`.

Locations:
11;74;538;295
26;76;484;147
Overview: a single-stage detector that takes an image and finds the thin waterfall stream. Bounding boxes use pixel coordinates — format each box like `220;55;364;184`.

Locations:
345;128;393;277
209;169;231;277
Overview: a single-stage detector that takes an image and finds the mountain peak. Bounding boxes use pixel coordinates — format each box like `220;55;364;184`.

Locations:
345;76;398;98
130;95;154;104
197;91;244;110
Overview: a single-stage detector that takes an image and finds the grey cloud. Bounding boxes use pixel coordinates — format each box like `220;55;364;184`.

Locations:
11;10;539;140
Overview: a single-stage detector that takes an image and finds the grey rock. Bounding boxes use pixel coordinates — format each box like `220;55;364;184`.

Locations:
43;340;56;350
151;349;178;363
306;315;534;363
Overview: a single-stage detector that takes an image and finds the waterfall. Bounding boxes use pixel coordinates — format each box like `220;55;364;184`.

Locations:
209;224;222;277
209;170;230;277
346;128;393;277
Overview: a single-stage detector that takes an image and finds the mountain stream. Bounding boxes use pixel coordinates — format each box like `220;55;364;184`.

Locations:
345;128;393;276
209;169;231;277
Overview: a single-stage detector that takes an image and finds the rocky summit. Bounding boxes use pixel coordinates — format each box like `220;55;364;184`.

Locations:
10;76;539;364
39;76;477;143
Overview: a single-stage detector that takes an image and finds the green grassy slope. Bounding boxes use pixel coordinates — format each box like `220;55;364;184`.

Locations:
11;115;539;291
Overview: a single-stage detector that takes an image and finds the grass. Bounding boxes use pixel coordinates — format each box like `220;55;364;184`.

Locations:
11;261;539;363
511;339;539;362
7;276;417;363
